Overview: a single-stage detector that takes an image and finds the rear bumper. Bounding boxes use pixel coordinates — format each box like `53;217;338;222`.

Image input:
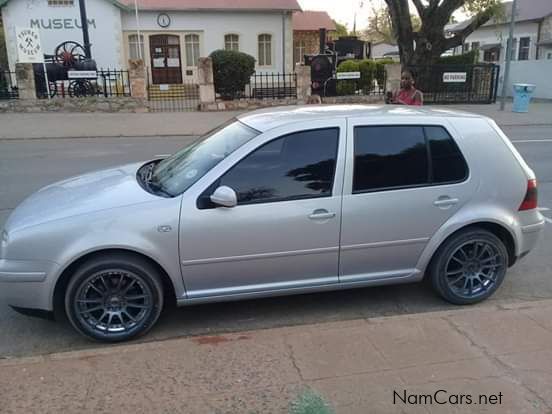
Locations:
518;219;546;258
0;259;59;312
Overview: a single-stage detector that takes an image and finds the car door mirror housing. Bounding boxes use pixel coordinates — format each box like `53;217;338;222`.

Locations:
210;186;238;208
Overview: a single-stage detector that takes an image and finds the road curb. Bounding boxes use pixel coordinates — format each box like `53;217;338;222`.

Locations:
2;298;551;368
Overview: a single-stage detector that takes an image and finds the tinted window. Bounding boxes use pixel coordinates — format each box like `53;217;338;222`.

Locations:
425;126;468;183
353;126;428;192
218;128;339;205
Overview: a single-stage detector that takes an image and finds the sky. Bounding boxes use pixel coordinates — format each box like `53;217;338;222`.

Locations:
297;0;507;31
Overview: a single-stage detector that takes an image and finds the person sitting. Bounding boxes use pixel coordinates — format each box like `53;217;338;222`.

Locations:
387;70;423;106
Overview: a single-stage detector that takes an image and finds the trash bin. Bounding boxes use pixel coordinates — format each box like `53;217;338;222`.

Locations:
512;83;536;113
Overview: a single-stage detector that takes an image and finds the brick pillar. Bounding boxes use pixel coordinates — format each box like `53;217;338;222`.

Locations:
15;63;37;100
385;63;401;94
198;57;215;106
295;65;311;101
128;59;147;99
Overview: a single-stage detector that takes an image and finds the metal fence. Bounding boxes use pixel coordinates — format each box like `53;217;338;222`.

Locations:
407;64;500;104
245;72;297;99
0;71;18;100
334;72;387;97
35;67;131;99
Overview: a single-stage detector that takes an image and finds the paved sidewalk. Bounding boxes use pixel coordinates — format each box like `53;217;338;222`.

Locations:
2;299;552;413
0;102;549;140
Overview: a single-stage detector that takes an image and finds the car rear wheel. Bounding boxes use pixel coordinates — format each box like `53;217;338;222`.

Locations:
430;228;508;305
65;254;164;342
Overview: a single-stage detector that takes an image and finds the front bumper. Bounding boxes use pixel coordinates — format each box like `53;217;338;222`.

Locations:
0;259;60;312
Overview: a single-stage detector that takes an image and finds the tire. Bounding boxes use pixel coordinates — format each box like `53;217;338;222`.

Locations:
430;228;508;305
65;253;164;342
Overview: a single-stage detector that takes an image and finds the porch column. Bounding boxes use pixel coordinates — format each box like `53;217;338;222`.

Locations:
198;57;216;106
128;59;147;99
15;63;37;100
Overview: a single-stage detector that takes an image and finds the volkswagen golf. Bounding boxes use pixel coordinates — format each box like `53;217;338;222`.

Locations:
0;105;545;341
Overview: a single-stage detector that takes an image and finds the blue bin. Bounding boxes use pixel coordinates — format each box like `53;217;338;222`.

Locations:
512;83;536;113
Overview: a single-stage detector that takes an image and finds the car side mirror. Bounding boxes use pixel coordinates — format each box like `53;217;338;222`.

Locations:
210;186;238;208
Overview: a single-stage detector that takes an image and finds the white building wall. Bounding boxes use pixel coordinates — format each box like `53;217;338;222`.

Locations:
371;43;398;58
2;0;122;70
498;60;552;99
121;10;291;73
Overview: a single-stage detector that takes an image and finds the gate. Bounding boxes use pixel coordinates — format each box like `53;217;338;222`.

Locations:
147;66;199;112
407;64;500;104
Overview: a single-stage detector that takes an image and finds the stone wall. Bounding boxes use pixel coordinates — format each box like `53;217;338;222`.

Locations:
0;96;148;113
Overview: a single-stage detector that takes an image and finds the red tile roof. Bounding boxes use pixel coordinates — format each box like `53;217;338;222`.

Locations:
292;10;336;31
121;0;301;11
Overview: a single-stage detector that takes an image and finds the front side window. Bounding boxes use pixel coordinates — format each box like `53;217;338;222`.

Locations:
258;34;272;66
518;37;530;60
185;34;200;66
150;120;259;196
353;125;468;193
225;34;239;51
128;34;144;60
217;128;339;205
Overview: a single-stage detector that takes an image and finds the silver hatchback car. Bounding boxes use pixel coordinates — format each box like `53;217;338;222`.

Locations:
0;105;545;341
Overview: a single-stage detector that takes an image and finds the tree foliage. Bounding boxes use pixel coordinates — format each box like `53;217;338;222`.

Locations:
333;20;349;38
364;6;420;44
210;50;256;100
0;12;8;69
381;0;501;66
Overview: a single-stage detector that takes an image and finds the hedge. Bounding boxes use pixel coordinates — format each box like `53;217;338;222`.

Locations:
336;59;392;95
210;49;256;99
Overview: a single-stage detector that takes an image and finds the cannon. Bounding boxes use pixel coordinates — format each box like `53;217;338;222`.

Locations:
34;41;98;98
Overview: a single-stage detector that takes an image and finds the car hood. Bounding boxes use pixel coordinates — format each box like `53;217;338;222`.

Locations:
5;162;160;233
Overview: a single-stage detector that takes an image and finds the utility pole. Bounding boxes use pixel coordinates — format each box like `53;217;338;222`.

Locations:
500;0;517;111
78;0;92;58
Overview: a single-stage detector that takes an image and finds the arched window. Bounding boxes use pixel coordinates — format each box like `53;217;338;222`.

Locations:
258;34;272;66
128;34;144;60
225;34;239;51
185;34;200;67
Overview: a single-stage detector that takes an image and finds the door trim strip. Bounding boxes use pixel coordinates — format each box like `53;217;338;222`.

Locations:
340;237;429;252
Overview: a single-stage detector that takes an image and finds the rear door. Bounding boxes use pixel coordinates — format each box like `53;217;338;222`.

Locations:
339;119;477;282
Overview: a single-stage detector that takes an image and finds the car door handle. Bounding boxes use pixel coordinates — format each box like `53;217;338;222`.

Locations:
309;209;336;220
433;197;460;207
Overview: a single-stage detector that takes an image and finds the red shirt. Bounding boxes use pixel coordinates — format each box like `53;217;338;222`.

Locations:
395;89;423;106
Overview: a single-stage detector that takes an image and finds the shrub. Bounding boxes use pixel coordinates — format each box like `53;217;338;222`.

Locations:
336;60;360;95
358;60;375;93
374;58;394;90
438;50;478;65
210;49;256;99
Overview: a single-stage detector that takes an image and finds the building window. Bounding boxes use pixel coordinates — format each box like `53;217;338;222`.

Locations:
462;43;470;53
48;0;73;5
518;37;530;60
128;34;144;60
471;42;480;50
185;34;200;67
483;47;500;62
294;39;306;64
224;34;239;51
258;34;272;66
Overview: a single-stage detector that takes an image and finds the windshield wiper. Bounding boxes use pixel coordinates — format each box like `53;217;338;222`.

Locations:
147;177;173;198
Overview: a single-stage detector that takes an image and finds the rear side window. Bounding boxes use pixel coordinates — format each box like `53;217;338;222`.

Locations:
425;126;468;183
353;125;468;193
353;126;428;192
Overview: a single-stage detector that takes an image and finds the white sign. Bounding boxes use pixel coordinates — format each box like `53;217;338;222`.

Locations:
337;71;361;80
68;71;97;79
443;72;467;83
16;27;43;63
159;84;170;91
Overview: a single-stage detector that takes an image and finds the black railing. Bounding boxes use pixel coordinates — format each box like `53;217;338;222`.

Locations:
406;64;500;104
35;67;131;99
0;71;19;100
245;72;297;99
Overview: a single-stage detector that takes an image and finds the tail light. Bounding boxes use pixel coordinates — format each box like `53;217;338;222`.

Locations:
519;179;538;211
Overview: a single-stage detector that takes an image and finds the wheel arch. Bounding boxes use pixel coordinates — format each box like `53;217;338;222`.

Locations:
52;248;177;320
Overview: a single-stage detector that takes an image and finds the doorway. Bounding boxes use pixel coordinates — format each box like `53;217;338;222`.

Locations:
149;34;183;84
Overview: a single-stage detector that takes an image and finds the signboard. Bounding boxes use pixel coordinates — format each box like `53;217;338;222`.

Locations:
337;71;361;80
159;84;170;91
443;72;467;83
16;27;43;63
68;71;97;79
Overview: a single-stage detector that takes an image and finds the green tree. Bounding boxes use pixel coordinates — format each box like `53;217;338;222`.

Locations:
333;20;349;38
382;0;501;66
0;11;8;69
364;6;420;44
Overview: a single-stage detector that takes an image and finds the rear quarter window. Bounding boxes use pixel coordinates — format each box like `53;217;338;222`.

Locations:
424;126;469;183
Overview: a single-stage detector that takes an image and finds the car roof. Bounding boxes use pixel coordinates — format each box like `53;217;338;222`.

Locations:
237;104;488;133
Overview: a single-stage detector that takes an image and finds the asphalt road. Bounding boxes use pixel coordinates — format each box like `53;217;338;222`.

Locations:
1;125;551;358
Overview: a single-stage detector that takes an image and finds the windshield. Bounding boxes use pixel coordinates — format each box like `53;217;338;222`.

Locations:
149;120;259;196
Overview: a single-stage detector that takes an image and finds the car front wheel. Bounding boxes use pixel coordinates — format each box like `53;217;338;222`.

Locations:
65;253;164;342
430;228;508;305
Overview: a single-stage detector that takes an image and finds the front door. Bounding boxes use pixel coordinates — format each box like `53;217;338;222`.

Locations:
339;120;476;282
150;35;182;84
179;120;346;298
